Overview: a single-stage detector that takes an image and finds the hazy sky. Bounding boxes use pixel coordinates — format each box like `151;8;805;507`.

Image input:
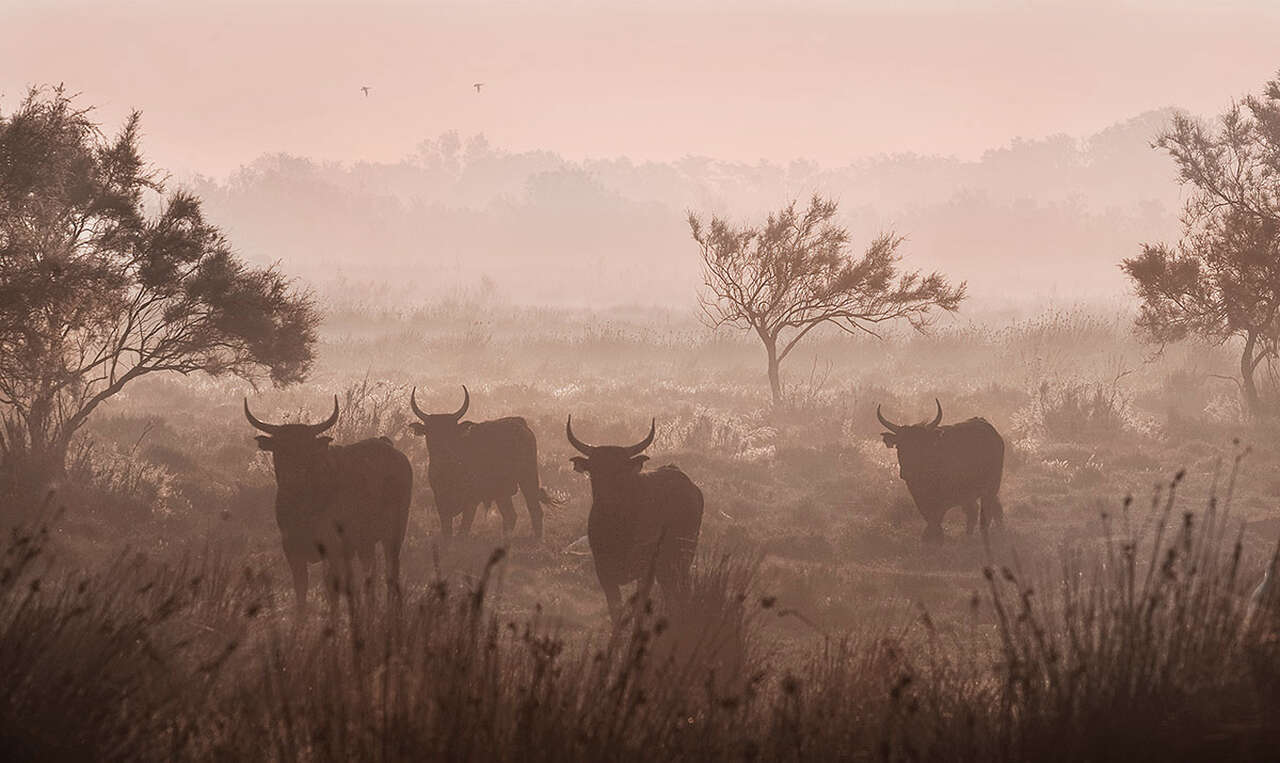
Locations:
3;0;1279;176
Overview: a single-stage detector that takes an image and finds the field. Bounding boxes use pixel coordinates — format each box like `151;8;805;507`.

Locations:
6;296;1280;760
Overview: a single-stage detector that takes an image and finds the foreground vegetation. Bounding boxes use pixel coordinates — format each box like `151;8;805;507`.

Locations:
5;465;1280;761
6;299;1280;759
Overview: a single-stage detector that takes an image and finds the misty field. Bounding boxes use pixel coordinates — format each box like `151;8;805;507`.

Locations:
5;296;1280;760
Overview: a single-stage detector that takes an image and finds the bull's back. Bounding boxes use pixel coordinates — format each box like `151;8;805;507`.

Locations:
330;438;413;519
279;438;411;556
938;418;1004;491
336;437;412;480
466;417;537;458
642;465;704;534
459;417;539;495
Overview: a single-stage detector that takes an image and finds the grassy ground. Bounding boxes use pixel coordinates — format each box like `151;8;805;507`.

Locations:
6;299;1280;759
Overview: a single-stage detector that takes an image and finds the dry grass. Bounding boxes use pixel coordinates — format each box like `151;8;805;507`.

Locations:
6;300;1280;760
4;474;1280;761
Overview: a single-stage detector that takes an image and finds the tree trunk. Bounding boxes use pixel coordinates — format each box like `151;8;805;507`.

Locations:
1242;331;1263;418
764;339;782;405
0;400;72;507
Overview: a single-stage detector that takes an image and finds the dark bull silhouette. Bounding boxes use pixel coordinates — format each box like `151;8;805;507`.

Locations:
410;386;558;539
245;397;413;611
567;416;703;621
877;400;1004;542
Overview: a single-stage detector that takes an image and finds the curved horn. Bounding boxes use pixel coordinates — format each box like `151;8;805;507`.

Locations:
623;418;656;457
309;395;340;434
876;404;902;434
927;398;943;428
452;385;470;420
566;415;594;456
410;387;429;422
244;398;283;434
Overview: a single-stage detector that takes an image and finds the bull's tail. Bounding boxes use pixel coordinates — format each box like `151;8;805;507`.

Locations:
538;487;565;508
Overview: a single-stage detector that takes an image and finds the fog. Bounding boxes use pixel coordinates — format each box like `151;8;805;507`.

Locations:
186;113;1182;307
6;1;1279;306
6;1;1280;759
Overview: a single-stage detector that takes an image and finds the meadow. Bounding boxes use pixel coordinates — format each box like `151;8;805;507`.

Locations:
5;294;1280;760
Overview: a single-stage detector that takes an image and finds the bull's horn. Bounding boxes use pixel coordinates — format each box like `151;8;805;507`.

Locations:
876;404;902;434
928;399;943;428
410;387;429;422
309;395;340;434
623;418;656;456
566;415;594;455
244;398;283;434
453;385;470;420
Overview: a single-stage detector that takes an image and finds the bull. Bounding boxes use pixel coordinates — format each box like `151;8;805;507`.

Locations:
566;416;703;622
245;396;413;612
877;399;1004;542
409;386;557;540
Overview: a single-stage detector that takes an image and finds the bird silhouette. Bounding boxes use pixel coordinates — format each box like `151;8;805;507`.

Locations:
473;82;484;93
360;86;371;97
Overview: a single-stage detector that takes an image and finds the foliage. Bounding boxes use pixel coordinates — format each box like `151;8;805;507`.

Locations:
690;194;965;403
1123;74;1280;417
0;87;319;492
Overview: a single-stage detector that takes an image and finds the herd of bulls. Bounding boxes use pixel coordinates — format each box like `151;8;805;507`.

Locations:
244;389;1005;619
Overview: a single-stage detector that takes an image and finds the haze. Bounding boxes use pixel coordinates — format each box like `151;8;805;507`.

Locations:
10;2;1280;756
5;0;1279;173
5;0;1279;306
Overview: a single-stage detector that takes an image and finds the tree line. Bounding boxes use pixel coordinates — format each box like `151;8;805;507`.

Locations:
3;75;1280;497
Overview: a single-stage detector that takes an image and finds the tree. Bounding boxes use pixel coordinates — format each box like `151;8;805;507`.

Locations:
1122;75;1280;417
690;195;965;404
0;88;319;494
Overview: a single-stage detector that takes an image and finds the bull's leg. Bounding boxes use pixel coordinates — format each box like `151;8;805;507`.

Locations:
662;533;697;596
326;541;358;614
356;545;377;603
634;567;659;624
921;510;945;543
459;502;479;536
963;502;979;536
596;568;623;625
323;559;342;613
288;553;309;617
519;479;544;540
656;555;693;614
384;538;403;607
981;494;1004;531
437;508;454;541
495;495;518;536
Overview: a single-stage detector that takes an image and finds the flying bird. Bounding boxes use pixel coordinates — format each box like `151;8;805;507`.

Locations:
473;82;484;93
360;86;371;97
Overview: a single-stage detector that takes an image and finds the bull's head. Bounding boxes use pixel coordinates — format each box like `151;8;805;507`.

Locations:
566;416;656;480
877;399;944;481
245;396;340;493
408;386;470;445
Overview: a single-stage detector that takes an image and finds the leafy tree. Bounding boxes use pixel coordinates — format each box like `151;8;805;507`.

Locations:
690;195;965;404
1122;75;1280;417
0;88;319;494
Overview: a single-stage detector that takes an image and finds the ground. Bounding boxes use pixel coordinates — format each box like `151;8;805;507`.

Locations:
10;298;1280;760
49;299;1280;632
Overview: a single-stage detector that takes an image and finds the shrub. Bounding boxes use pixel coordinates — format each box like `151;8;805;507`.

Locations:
1037;380;1129;442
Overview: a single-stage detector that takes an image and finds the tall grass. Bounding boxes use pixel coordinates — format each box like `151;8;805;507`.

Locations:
4;472;1280;761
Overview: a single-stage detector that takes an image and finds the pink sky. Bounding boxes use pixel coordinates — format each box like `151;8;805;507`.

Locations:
3;0;1279;176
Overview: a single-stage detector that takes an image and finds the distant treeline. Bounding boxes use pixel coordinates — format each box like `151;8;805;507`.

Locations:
189;109;1180;308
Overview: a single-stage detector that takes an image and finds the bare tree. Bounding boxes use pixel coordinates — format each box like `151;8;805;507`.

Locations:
1123;75;1280;417
0;88;319;494
690;195;965;404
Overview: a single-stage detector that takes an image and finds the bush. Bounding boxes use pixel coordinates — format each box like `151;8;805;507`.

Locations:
1037;380;1129;442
